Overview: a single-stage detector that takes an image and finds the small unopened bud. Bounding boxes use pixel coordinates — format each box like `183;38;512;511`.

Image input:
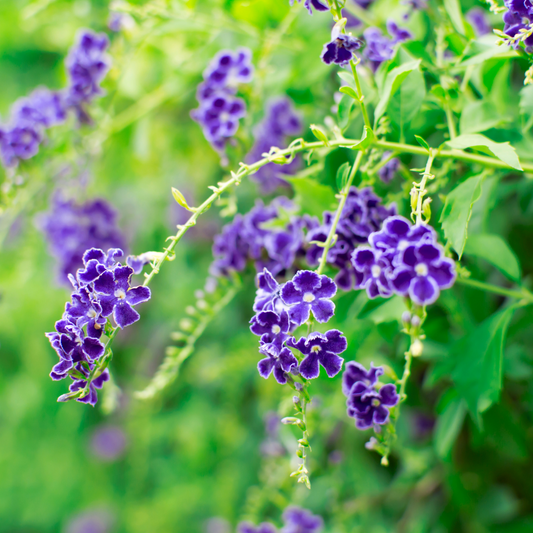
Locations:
381;456;389;466
293;396;300;405
179;318;195;332
281;417;301;425
410;188;418;211
294;382;303;391
401;311;411;325
422;197;432;221
411;338;423;357
196;299;209;311
194;290;204;299
411;315;421;328
365;436;379;450
185;306;196;316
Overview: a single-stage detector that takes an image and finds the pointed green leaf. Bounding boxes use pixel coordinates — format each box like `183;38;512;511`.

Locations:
374;60;421;126
415;135;430;152
310;124;329;146
464;234;521;282
350;126;375;151
451;306;517;426
434;392;467;459
440;175;484;258
339;85;359;100
446;134;522;171
335;162;351;191
337;94;355;131
386;68;426;128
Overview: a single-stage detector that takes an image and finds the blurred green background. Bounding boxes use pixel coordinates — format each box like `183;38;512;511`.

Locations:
2;1;533;532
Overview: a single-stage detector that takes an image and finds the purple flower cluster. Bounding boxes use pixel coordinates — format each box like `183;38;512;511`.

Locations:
210;197;315;278
37;195;125;284
352;216;456;305
343;362;399;430
363;21;412;71
46;248;151;406
250;269;346;383
321;25;363;67
191;49;253;151
502;0;533;48
237;506;323;533
306;186;396;291
0;30;110;167
246;98;302;193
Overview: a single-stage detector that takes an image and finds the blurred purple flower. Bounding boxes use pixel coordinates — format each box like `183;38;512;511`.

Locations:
90;425;127;460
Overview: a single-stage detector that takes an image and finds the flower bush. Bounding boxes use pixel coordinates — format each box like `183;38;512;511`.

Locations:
2;0;533;531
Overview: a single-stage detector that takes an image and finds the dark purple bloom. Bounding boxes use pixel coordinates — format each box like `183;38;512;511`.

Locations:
321;26;363;67
290;0;329;15
390;240;456;306
65;288;107;338
203;48;254;90
191;92;246;151
378;152;400;183
387;20;413;42
342;361;384;396
253;269;285;313
258;343;298;384
65;365;110;407
281;271;337;326
467;7;491;36
352;247;393;298
363;22;411;70
210;214;249;277
347;383;399;429
505;0;533;17
287;330;346;379
92;265;151;328
12;87;67;128
0;121;42;167
37;195;125;284
250;310;290;347
281;507;323;533
90;425;127;461
66;30;110;106
238;523;277;533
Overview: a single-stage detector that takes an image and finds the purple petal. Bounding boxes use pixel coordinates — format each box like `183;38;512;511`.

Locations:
114;301;140;328
273;365;288;384
315;275;337;299
401;245;417;267
410;276;439;305
93;270;115;295
292;270;321;293
288;302;311;326
355;409;374;430
373;405;390;425
299;354;320;379
281;281;301;305
125;286;151;305
428;258;456;289
321;42;337;64
82;337;105;360
324;329;347;354
278;346;298;372
391;268;415;294
320;352;344;377
418;242;441;262
83;248;105;264
379;383;399;406
93;369;110;389
258;357;274;378
311;299;335;323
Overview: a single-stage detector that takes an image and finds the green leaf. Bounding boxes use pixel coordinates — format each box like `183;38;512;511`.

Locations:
519;84;533;131
440;175;484;258
386;68;426;129
434;392;467;459
451;306;517;426
335;162;351;191
464;234;521;282
460;101;508;135
457;35;514;67
310;124;329;146
339;85;358;100
171;187;195;212
357;295;407;323
415;135;430;152
350;126;375;151
446;133;522;171
373;60;421;126
443;0;468;36
290;177;336;218
337;94;355;131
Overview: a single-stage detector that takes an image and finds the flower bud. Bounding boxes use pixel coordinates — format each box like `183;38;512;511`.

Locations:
401;311;411;326
411;338;423;357
411;315;421;328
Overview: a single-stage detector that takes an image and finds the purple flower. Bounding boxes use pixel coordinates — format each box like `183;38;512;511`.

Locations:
92;265;151;328
47;319;105;380
0;121;42;167
253;269;284;313
290;0;329;15
352;247;393;298
90;425;127;460
369;215;434;265
347;383;399;429
65;509;114;533
378;152;400;183
281;507;323;533
66;30;110;106
363;22;411;71
238;522;277;533
258;343;298;384
210;214;249;277
191;92;246;151
321;26;363;67
390;240;456;306
65;365;110;407
12;87;67;128
250;310;290;347
203;48;254;90
287;330;347;379
65;288;107;338
281;271;337;326
37;195;125;284
467;7;491;36
387;20;413;42
342;361;384;396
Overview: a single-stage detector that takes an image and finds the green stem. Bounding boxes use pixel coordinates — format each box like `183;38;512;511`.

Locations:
350;60;372;130
415;149;435;224
316;150;364;275
456;277;533;302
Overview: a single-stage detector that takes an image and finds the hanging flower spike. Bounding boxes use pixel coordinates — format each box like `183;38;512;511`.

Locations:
351;247;393;298
258;343;298;384
203;48;254;89
321;25;363;67
287;330;347;379
65;288;107;339
253;268;284;313
281;506;324;533
281;270;337;326
347;382;399;429
64;365;110;407
342;361;384;396
390;240;456;306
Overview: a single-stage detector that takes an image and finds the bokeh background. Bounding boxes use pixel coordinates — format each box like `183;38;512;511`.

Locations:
2;1;533;532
